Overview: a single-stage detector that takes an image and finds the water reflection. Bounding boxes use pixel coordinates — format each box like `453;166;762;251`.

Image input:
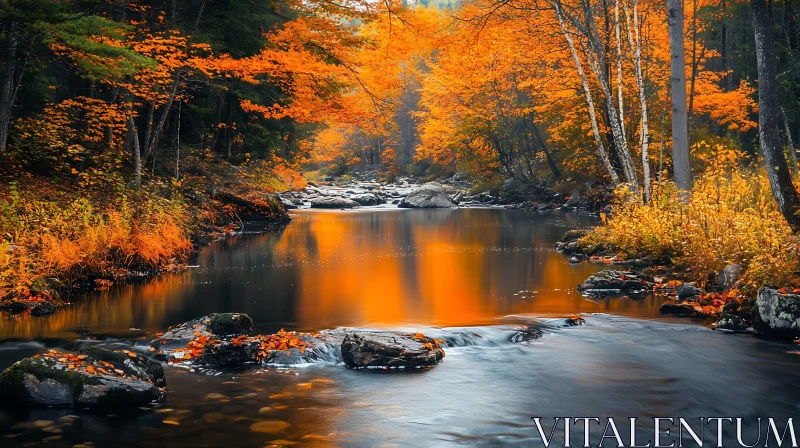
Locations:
2;209;666;339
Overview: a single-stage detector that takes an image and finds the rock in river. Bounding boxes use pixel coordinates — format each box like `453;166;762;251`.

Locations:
151;312;253;352
577;270;651;296
151;314;343;367
715;313;749;332
510;326;544;344
754;287;800;340
310;196;360;209
0;346;165;409
341;332;445;369
398;183;456;208
351;193;385;206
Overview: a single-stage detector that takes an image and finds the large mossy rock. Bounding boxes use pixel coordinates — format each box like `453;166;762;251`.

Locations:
341;332;444;369
577;270;651;296
310;196;360;209
0;346;165;409
398;183;456;209
754;287;800;340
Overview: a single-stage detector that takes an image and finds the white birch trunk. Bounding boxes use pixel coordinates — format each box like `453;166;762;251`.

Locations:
553;0;621;186
624;0;651;201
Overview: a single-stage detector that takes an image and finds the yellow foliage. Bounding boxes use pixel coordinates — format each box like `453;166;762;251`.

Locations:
584;147;800;291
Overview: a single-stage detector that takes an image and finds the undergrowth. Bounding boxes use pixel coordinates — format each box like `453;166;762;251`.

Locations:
582;148;800;293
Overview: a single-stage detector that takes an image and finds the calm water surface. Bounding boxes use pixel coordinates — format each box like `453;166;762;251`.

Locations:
1;209;799;447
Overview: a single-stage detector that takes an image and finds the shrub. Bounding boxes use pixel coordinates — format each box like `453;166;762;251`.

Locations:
584;148;800;292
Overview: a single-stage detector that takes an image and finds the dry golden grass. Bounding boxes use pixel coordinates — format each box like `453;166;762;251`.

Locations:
0;184;192;294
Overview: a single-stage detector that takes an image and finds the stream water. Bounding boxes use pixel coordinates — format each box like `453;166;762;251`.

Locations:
1;209;799;447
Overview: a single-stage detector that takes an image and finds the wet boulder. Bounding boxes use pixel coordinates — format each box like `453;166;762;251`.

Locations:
562;315;586;327
310;196;360;209
676;283;703;300
0;346;165;409
150;313;253;353
577;270;651;296
351;193;385;206
715;313;749;332
398;183;456;209
341;332;444;369
510;326;544;344
279;197;298;210
754;287;800;340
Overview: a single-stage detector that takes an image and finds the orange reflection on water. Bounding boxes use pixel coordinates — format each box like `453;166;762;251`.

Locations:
276;209;663;329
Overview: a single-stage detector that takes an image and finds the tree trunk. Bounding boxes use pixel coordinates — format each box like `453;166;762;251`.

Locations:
552;0;621;186
175;102;181;179
145;0;206;161
781;106;798;174
614;0;626;140
668;0;693;193
0;19;18;152
531;122;561;179
752;0;800;231
624;0;651;201
128;115;142;188
688;0;699;133
141;102;155;162
577;0;639;193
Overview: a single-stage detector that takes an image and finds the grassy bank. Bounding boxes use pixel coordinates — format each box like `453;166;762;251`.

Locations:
0;154;295;314
580;149;800;297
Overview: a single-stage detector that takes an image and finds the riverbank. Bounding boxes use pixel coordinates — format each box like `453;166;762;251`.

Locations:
0;157;291;316
556;158;800;341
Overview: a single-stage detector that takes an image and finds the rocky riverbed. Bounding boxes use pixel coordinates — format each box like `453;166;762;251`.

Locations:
278;174;612;211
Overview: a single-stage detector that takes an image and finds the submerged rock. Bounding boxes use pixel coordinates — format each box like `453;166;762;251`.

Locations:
398;184;456;209
341;332;444;369
754;287;800;340
0;346;165;409
659;302;697;316
577;270;651;296
310;196;360;209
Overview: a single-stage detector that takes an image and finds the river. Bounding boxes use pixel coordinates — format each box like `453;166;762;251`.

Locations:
1;209;799;447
